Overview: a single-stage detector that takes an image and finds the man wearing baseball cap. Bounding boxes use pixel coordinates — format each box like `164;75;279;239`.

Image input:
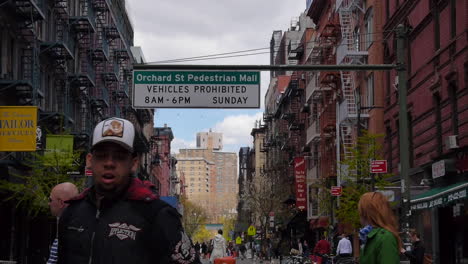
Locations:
57;117;200;264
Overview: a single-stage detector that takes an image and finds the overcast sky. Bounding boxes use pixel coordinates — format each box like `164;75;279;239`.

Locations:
126;1;306;153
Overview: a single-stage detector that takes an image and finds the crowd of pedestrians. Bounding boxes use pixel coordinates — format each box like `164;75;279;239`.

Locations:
43;117;425;264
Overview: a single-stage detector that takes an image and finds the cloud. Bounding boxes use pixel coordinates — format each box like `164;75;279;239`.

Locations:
171;112;263;154
210;112;264;152
171;137;196;154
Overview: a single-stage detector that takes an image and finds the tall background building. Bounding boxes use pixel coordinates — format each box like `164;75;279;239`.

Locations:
177;130;237;223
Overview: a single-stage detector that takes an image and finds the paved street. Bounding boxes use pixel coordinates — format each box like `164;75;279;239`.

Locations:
201;258;281;264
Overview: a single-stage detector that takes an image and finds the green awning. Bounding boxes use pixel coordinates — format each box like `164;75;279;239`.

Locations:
410;181;468;211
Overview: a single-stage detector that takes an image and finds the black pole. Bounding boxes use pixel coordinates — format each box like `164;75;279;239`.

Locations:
133;64;396;71
396;24;412;243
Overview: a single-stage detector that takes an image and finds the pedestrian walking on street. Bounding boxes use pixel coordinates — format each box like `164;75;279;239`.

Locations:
209;229;227;263
401;229;425;264
312;235;331;264
47;182;79;264
335;233;353;263
358;191;401;264
201;242;208;259
239;243;247;260
195;242;201;255
57;117;200;264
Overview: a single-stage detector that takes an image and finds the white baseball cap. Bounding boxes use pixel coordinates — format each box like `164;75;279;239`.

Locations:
92;117;135;152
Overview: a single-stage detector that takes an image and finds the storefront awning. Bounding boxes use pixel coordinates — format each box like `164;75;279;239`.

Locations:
410;181;468;211
309;216;329;229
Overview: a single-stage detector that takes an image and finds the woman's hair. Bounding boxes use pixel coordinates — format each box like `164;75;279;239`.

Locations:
358;192;402;248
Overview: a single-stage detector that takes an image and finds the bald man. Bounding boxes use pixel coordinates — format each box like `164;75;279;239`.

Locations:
49;182;79;217
47;182;78;264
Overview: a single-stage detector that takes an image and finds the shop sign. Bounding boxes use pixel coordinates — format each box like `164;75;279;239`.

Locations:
0;106;37;151
45;135;74;166
294;157;307;210
411;185;467;211
432;160;446;179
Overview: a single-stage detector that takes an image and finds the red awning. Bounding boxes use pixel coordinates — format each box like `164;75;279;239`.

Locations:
309;216;329;229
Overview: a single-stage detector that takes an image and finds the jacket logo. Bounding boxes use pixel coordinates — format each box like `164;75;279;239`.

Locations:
108;222;141;240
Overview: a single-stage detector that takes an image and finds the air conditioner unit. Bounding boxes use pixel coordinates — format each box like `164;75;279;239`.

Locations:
445;135;459;150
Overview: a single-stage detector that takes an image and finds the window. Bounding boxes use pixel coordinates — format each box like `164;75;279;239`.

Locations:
364;7;374;49
367;73;374;106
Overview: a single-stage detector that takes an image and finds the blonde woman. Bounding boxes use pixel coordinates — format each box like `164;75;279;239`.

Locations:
358;192;402;264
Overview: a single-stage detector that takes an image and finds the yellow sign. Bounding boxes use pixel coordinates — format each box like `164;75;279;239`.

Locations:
247;225;256;236
0;106;37;151
236;236;242;244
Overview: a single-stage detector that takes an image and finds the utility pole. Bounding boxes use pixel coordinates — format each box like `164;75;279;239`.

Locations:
396;24;411;237
355;88;363;189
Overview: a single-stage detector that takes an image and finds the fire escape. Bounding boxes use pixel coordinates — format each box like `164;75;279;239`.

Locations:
69;0;97;136
0;0;45;106
336;0;369;167
39;0;78;133
92;0;115;118
318;16;340;180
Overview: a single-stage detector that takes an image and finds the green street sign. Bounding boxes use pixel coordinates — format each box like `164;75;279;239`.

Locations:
133;70;260;109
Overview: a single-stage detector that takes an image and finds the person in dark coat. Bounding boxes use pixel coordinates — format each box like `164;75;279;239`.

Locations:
201;242;208;258
195;242;201;255
401;229;425;264
57;117;200;264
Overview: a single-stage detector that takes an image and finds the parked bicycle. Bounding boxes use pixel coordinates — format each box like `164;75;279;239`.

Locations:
284;254;311;264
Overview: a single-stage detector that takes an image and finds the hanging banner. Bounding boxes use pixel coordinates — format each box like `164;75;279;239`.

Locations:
0;106;37;151
45;135;74;166
294;157;307;210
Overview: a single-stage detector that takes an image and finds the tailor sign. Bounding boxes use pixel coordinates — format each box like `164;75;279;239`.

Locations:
0;106;37;151
133;70;260;108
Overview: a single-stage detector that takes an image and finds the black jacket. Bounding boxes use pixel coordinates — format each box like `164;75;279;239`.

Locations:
58;178;199;264
404;240;425;264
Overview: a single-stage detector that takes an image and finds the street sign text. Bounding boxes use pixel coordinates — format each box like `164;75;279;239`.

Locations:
133;70;260;108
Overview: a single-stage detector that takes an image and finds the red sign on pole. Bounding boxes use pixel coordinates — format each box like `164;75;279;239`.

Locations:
294;157;307;210
85;168;93;176
331;186;343;196
370;160;388;173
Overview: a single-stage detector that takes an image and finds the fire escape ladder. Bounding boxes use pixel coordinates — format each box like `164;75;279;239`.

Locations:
337;0;368;64
340;125;354;161
340;72;357;119
339;10;353;52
